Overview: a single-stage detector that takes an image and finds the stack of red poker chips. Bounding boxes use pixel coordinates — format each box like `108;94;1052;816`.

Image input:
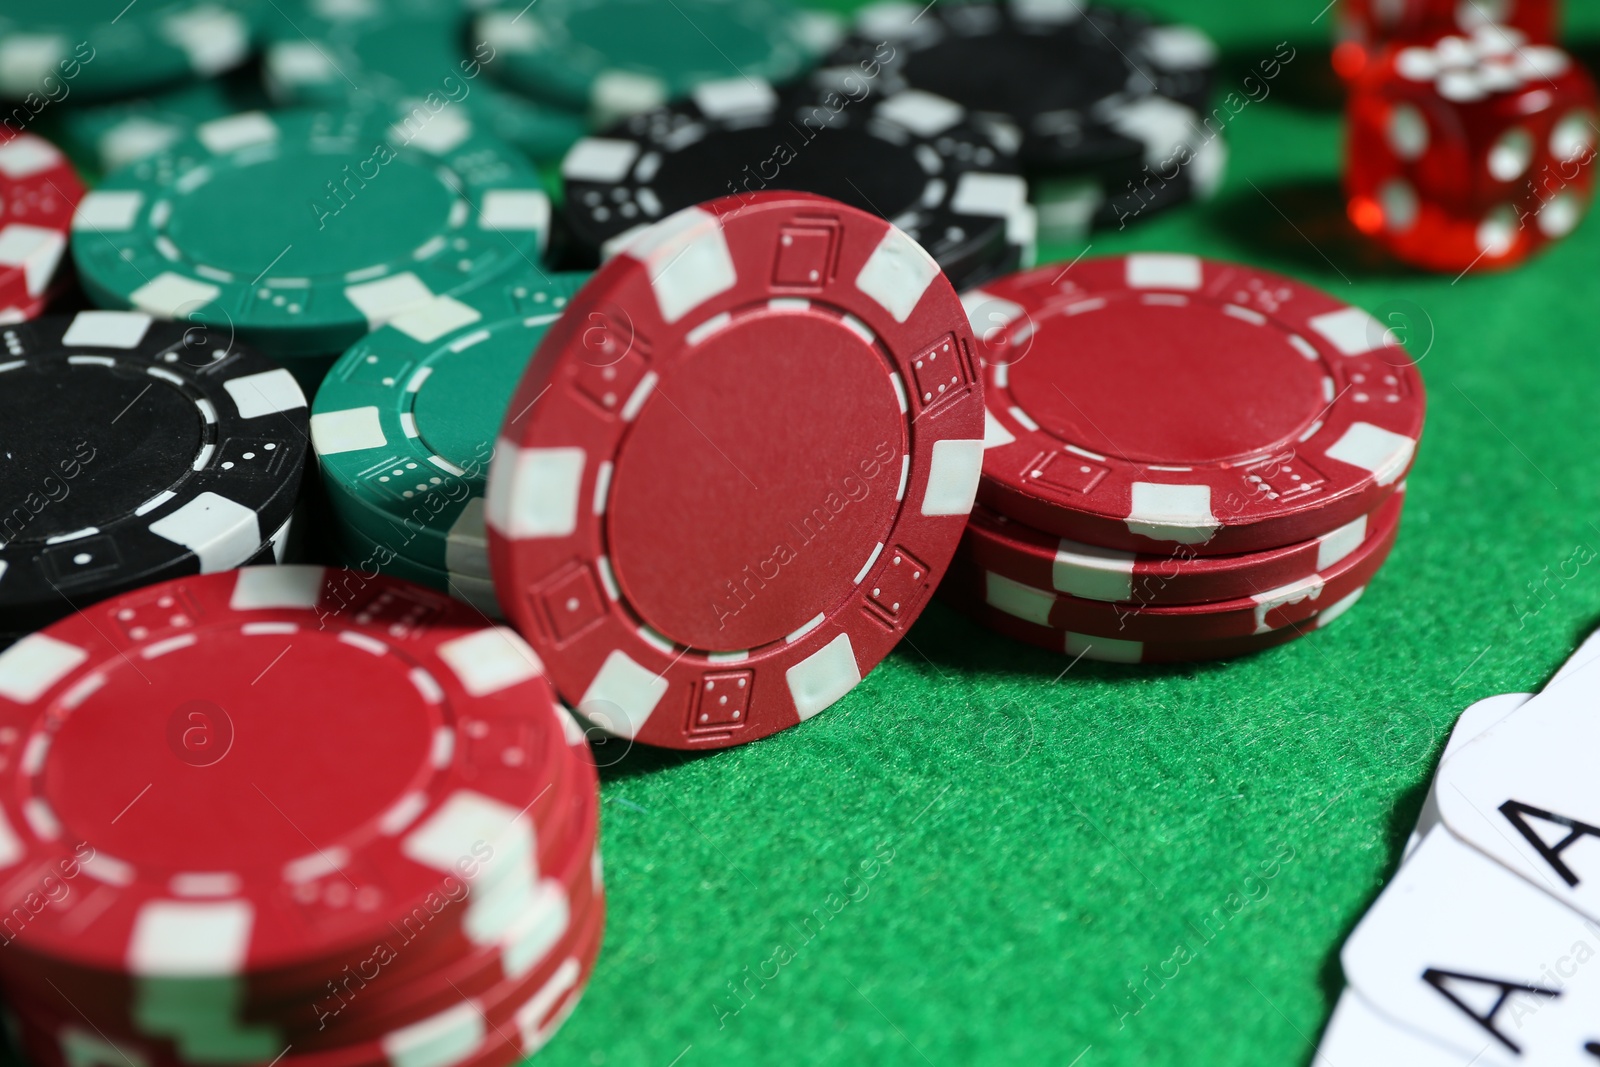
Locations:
945;254;1427;663
0;566;604;1067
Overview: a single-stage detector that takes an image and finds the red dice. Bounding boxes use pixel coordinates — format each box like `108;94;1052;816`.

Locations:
1345;26;1597;273
1334;0;1559;81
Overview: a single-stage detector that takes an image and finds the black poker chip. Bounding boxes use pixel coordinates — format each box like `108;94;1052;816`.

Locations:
0;312;309;635
824;0;1225;234
558;80;1036;290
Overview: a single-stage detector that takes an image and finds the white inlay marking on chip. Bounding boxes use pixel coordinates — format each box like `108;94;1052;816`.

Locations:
786;633;861;720
0;634;88;704
225;369;306;419
922;439;983;516
311;406;386;455
855;227;939;323
1308;306;1395;356
392;296;482;343
127;901;254;976
436;629;543;696
480;190;551;233
624;207;736;324
1126;482;1217;543
148;493;263;571
130;273;222;317
985;572;1055;626
346;272;436;330
72;191;144;233
230;566;325;610
198;112;280;154
484;443;585;539
1125;253;1202;290
1053;540;1138;602
577;651;669;738
1324;423;1415;485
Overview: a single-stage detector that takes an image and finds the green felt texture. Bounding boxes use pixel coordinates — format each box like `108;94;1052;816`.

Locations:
540;4;1600;1066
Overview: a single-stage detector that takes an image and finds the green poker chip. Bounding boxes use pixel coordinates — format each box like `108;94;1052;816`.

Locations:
264;0;589;163
72;105;553;376
48;76;261;176
0;0;260;102
311;269;589;577
337;521;503;618
474;0;840;122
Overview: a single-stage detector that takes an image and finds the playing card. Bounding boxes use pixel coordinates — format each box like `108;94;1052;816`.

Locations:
1404;692;1531;860
1342;826;1600;1065
1548;628;1600;688
1314;990;1485;1066
1437;656;1600;925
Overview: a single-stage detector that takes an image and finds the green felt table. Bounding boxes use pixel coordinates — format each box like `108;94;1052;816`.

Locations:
538;4;1600;1066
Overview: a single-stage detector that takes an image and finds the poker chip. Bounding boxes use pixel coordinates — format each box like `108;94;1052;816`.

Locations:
312;272;589;580
263;0;589;162
560;82;1036;290
939;589;1316;664
968;255;1425;555
0;132;83;323
487;191;986;749
71;106;552;379
0;1;258;102
945;495;1398;643
48;76;252;175
475;0;839;123
340;520;504;618
962;487;1407;607
0;311;309;637
0;566;603;1061
822;1;1226;233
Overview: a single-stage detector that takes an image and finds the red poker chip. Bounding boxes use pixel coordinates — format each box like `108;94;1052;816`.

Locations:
487;191;987;749
960;486;1407;607
0;566;584;983
945;497;1398;644
939;590;1322;664
281;788;602;1050
967;255;1425;555
0;131;82;322
9;889;606;1067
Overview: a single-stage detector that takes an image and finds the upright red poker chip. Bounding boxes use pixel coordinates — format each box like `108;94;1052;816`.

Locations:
960;486;1407;607
487;191;987;749
0;131;81;322
965;255;1425;555
0;566;578;980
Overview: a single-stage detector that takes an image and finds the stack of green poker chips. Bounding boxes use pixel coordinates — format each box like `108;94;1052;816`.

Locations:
71;103;554;389
262;0;589;163
310;269;590;615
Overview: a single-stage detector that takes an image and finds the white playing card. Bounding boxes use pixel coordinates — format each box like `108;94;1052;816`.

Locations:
1342;826;1600;1066
1548;628;1600;688
1404;692;1531;861
1437;656;1600;925
1314;990;1486;1066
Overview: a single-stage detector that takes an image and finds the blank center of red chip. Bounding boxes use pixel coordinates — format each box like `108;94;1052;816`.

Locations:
1007;297;1330;465
608;308;907;651
45;631;438;872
